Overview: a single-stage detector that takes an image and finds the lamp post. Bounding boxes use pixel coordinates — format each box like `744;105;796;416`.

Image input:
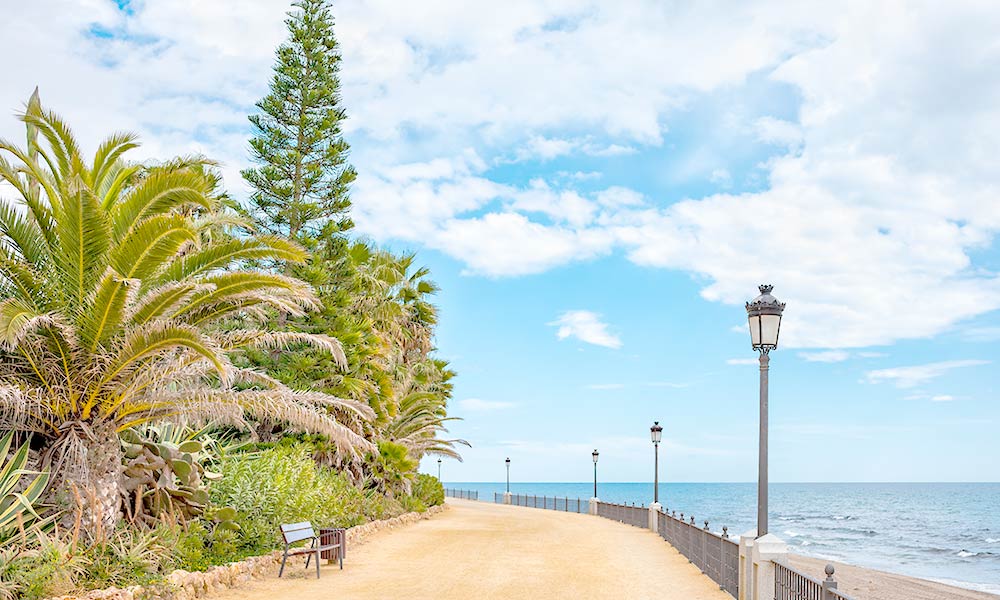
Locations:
592;449;599;498
505;457;511;493
650;421;663;504
746;284;785;538
437;457;442;481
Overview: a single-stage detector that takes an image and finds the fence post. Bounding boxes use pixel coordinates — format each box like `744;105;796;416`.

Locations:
739;530;755;600
721;527;730;591
648;499;661;532
702;520;710;573
822;564;838;600
751;534;788;600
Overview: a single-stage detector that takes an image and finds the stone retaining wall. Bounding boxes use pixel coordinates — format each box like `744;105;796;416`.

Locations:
50;505;447;600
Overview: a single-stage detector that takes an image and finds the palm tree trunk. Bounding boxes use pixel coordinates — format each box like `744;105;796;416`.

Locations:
42;421;123;537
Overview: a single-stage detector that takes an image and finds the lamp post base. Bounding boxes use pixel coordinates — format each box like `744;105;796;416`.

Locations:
648;502;662;532
589;497;600;515
502;492;512;505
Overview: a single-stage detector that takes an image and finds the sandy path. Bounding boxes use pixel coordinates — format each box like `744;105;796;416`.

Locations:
212;498;733;600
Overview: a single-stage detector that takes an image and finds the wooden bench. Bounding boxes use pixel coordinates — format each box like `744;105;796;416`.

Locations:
279;522;344;578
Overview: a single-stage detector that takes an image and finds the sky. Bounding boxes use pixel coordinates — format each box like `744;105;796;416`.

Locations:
2;0;998;482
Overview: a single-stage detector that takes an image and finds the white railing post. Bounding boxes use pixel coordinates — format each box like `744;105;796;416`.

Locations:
739;529;756;600
648;501;661;532
751;533;787;600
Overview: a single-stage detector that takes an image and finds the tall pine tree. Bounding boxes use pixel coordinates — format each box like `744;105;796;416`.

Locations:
243;0;355;242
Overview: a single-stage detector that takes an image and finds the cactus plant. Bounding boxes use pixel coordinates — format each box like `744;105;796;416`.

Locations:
121;426;232;526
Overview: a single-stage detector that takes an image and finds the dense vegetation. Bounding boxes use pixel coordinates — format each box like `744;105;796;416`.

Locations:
0;1;457;597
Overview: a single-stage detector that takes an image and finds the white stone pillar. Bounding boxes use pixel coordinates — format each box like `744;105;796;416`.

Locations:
648;502;661;532
750;533;788;600
502;491;512;505
589;497;600;515
739;529;756;600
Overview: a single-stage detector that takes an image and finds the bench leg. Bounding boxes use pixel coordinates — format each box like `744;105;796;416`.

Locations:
305;551;311;569
279;551;288;578
315;549;321;579
339;546;343;570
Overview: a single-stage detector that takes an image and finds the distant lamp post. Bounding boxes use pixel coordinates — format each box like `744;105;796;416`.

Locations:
746;284;786;537
592;449;599;498
437;457;442;481
505;457;511;493
650;421;663;504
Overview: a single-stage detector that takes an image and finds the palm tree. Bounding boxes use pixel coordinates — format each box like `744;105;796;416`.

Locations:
0;92;373;531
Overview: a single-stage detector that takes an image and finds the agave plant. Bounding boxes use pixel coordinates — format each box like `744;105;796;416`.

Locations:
0;432;49;546
0;92;374;531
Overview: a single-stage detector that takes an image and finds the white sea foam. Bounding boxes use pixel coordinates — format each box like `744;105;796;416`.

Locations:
986;537;1000;544
927;577;1000;595
956;550;977;558
784;530;801;538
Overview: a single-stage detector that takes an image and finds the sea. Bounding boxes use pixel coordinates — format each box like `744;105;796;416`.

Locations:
444;482;1000;595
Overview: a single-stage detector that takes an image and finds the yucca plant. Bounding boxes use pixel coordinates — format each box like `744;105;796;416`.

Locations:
0;91;374;531
0;432;49;547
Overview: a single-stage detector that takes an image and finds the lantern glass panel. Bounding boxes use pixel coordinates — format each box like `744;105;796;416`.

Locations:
760;313;781;347
748;314;762;347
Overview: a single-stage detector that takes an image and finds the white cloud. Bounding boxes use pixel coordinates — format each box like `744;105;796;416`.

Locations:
457;398;516;412
549;310;622;349
865;359;990;388
586;383;625;390
798;350;851;363
726;358;759;366
753;116;803;147
931;395;956;402
7;1;1000;351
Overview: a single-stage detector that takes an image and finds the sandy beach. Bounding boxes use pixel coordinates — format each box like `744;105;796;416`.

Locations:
788;554;998;600
211;499;997;600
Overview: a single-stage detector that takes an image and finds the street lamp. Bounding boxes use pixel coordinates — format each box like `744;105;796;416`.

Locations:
437;457;442;481
592;449;599;498
746;284;785;537
650;421;663;504
505;457;511;493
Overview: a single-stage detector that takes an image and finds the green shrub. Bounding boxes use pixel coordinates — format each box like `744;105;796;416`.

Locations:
210;445;403;553
399;495;427;513
411;473;444;507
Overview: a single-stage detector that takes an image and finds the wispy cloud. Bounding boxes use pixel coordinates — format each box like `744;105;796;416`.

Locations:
931;394;956;402
457;398;516;412
586;383;625;390
726;358;758;366
865;360;990;388
962;327;1000;342
549;310;622;349
798;350;851;363
644;381;690;389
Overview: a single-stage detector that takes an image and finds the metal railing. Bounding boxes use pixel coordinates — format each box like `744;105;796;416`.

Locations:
775;562;856;600
595;501;648;528
494;492;587;513
656;508;739;597
444;488;478;500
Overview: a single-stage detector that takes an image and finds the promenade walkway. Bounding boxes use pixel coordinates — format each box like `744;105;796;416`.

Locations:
214;498;732;600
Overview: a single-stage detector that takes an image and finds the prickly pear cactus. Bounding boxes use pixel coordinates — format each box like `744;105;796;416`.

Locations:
121;427;227;524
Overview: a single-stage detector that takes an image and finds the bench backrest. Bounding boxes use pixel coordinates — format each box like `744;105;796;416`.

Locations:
280;521;316;544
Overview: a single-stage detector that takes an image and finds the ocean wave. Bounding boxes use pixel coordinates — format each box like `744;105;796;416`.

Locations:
784;530;801;538
986;537;1000;544
928;577;1000;595
956;550;997;559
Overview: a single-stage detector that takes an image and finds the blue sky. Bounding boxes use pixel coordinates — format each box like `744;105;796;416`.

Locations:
2;0;998;482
